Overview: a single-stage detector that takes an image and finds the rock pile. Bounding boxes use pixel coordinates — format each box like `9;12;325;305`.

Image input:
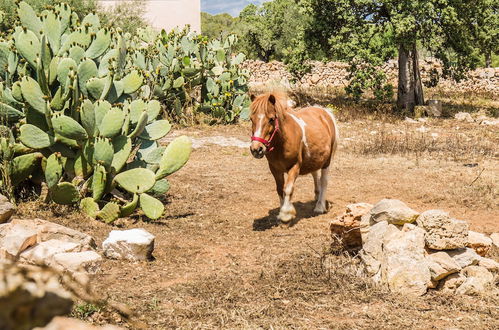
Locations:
331;199;498;296
242;59;499;96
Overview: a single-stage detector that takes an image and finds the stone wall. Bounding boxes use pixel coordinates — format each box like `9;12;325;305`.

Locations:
242;59;499;96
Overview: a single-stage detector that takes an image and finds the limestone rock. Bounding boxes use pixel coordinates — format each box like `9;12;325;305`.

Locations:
10;218;96;250
359;221;391;276
427;100;442;117
102;228;155;261
0;264;73;330
454;112;474;122
426;251;461;281
21;239;81;266
439;273;466;291
369;199;419;225
0;194;15;223
330;203;372;250
35;317;123;330
381;224;430;296
0;223;37;259
447;248;481;268
478;257;499;273
466;231;492;256
416;210;468;250
50;251;102;274
491;233;499;248
456;266;494;295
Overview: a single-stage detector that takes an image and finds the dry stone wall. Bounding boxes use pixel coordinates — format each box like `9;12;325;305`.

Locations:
242;59;499;96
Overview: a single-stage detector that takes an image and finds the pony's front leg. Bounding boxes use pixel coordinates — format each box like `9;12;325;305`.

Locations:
269;165;284;206
278;163;300;223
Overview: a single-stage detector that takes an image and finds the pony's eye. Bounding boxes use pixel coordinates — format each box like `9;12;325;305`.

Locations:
269;118;275;123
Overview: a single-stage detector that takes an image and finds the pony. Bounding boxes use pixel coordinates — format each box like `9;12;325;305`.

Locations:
249;92;339;223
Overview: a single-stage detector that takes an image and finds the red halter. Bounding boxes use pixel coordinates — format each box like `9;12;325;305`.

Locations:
251;117;280;152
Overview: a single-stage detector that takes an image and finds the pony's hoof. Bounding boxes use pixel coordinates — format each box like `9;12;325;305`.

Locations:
313;202;328;214
278;212;295;223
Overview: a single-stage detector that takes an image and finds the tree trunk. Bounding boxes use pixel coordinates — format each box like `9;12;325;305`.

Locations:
485;52;492;68
397;44;424;112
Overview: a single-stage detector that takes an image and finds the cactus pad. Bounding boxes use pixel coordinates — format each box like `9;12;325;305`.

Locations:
120;194;138;217
111;135;132;173
139;120;171;140
52;114;88;141
139;193;164;220
99;108;125;138
80;197;99;219
19;124;55;149
96;202;120;223
45;153;64;188
20;77;46;114
92;164;107;201
114;168;156;194
50;182;80;205
156;136;192;179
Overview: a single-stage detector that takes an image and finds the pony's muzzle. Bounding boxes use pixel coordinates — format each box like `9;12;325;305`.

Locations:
250;142;266;159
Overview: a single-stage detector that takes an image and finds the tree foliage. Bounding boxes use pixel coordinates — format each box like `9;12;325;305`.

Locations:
201;12;237;40
302;0;498;107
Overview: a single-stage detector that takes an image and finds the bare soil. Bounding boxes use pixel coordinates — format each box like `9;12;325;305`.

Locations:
17;117;499;329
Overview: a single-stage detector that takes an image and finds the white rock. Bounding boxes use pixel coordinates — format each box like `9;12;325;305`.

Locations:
416;210;468;250
369;199;419;225
359;221;391;276
447;248;481;268
466;231;492;256
439;273;466;292
50;251;102;274
36;316;124;330
102;229;155;261
454;112;474;122
489;233;499;248
10;218;96;250
456;266;494;295
0;194;15;223
426;251;461;281
0;223;37;259
478;257;499;272
381;224;430;296
21;239;81;266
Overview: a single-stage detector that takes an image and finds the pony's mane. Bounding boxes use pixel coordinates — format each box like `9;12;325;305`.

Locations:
250;92;288;116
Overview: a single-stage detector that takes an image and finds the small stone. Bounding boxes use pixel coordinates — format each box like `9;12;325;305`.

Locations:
454;112;474;122
478;257;499;272
447;248;481;268
102;229;155;261
330;203;372;250
369;199;419;225
21;239;81;266
0;194;15;223
426;251;461;281
416;210;468;250
456;266;494;295
439;273;466;291
466;231;492;256
50;251;102;274
310;73;321;84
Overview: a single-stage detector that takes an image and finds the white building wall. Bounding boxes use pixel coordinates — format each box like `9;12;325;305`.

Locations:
100;0;201;33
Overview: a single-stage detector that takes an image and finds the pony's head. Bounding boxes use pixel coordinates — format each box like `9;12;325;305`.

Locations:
249;93;285;158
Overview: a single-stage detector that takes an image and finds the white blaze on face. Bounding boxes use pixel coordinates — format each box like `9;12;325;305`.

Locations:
253;114;265;138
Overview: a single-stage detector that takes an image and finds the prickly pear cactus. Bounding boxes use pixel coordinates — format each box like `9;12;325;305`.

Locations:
0;2;193;222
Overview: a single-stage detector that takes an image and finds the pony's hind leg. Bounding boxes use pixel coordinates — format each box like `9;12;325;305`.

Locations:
278;164;300;223
312;170;320;201
314;166;329;214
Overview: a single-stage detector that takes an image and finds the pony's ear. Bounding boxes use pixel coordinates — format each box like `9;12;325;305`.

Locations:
250;93;256;101
268;94;276;105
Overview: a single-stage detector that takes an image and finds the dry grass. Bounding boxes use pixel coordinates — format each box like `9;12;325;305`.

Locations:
10;99;499;329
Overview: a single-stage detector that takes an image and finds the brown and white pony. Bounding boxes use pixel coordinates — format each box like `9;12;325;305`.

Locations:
249;93;339;223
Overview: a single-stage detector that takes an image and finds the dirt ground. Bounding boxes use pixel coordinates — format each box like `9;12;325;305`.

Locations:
18;116;499;329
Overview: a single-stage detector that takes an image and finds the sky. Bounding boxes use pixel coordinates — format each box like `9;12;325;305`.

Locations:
201;0;268;17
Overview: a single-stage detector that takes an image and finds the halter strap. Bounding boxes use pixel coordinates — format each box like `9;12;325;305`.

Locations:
251;117;279;152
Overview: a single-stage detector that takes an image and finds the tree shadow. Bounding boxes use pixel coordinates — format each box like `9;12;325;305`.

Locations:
252;200;320;231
